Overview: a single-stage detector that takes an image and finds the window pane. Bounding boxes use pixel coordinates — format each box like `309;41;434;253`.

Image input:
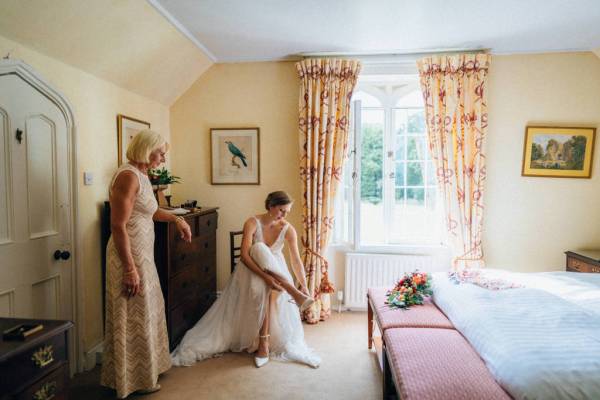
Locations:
360;109;384;245
395;162;405;186
361;200;385;245
393;109;407;136
395;188;405;203
407;162;424;186
406;188;425;206
353;91;382;107
407;137;426;160
426;161;437;185
360;109;384;204
395;136;405;161
407;109;425;134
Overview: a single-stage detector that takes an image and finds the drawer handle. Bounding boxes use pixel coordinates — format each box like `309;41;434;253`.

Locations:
31;345;54;368
33;380;56;400
204;242;209;249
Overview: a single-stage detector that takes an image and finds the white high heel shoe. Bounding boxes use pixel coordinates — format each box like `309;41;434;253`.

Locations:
254;334;270;368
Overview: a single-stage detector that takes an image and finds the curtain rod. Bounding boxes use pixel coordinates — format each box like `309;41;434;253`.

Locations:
297;48;489;61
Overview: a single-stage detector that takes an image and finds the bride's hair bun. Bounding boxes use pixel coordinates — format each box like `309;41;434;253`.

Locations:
265;191;292;210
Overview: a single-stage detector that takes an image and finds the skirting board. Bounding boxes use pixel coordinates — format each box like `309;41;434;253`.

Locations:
84;341;104;370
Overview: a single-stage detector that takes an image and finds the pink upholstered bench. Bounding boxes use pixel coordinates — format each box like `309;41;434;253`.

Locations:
367;287;453;349
383;328;510;400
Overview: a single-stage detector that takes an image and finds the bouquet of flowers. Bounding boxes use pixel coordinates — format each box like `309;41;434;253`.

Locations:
386;271;433;309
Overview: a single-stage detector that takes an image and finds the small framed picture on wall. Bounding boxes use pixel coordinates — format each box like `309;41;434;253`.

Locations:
522;126;596;178
117;114;151;166
210;128;260;185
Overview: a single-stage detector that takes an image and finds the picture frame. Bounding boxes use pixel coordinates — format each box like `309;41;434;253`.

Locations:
210;128;260;185
117;114;151;165
522;126;596;178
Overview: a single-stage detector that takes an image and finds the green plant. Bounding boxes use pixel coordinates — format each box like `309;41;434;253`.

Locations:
148;167;181;185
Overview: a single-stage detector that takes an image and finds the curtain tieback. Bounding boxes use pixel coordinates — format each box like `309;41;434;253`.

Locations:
302;246;335;294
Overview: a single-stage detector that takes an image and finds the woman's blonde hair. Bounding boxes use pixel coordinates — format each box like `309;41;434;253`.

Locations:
126;129;169;164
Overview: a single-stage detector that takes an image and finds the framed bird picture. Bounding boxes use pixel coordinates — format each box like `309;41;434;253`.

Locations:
210;128;260;184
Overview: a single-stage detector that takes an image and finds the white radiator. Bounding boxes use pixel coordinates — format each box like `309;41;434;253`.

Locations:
343;252;449;310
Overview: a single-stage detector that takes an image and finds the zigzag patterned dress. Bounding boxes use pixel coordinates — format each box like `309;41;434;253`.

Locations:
101;163;171;398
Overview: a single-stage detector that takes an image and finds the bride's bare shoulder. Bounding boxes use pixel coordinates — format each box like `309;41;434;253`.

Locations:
243;216;258;229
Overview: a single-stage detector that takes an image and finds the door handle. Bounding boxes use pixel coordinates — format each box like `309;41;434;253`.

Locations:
15;129;23;144
53;250;71;260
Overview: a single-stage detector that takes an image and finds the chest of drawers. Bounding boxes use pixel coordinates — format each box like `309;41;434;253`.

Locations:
565;250;600;273
154;208;219;348
101;204;218;350
0;318;72;400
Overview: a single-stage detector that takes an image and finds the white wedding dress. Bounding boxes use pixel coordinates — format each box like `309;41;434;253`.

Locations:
171;217;320;368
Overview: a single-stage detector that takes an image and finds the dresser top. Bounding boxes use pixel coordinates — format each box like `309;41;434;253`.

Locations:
0;318;73;362
566;250;600;263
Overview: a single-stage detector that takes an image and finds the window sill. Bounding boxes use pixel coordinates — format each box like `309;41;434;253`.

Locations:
329;243;449;256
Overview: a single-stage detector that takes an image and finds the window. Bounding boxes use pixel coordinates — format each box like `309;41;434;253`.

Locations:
333;74;444;249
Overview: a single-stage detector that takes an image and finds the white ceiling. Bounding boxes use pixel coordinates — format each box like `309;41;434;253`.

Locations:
150;0;600;62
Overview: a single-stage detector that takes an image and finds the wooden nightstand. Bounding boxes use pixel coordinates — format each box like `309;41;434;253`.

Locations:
565;250;600;273
0;318;72;400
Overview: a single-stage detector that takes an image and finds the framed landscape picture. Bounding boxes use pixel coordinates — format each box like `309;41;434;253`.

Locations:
210;128;260;185
522;126;596;178
117;114;151;166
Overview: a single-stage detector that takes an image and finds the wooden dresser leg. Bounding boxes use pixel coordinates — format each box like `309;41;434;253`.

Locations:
367;297;373;349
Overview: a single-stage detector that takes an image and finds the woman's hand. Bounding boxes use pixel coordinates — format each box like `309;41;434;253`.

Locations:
122;268;141;298
263;274;283;292
175;217;192;242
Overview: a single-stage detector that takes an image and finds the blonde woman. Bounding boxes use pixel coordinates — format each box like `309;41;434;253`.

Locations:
101;130;191;398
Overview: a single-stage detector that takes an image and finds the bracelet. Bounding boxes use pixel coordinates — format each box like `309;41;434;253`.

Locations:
123;269;137;275
174;216;185;224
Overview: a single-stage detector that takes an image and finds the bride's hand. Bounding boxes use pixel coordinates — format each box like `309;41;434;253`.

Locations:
263;275;283;292
299;285;310;296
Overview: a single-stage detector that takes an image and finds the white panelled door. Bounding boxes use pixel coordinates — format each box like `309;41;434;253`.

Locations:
0;72;73;321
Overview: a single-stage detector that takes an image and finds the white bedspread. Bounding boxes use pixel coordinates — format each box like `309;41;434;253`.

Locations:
433;270;600;400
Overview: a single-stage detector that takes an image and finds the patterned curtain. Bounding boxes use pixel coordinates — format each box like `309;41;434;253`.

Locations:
417;54;491;271
296;58;361;323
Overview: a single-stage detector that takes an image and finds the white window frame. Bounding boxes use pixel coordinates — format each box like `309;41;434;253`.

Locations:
331;74;447;255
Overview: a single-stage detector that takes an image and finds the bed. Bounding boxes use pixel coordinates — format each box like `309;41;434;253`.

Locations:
368;270;600;399
433;270;600;399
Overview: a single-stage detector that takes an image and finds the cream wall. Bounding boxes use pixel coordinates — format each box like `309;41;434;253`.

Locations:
0;35;171;351
484;52;600;272
170;53;600;304
169;62;300;289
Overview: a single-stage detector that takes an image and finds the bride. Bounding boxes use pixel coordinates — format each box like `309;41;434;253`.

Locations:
171;191;321;368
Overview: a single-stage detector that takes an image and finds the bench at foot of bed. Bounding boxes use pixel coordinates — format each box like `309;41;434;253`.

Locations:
383;328;511;400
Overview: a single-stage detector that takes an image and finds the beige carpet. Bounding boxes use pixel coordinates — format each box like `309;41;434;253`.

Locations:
70;311;382;400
